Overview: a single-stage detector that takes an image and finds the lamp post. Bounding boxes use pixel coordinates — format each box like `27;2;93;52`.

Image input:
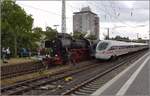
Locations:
53;25;59;31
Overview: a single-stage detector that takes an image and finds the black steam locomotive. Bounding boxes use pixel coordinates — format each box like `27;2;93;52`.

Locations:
44;33;91;65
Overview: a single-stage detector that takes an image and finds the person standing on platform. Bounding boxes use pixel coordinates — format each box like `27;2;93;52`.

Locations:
37;48;40;56
2;47;7;63
6;47;10;59
28;48;32;57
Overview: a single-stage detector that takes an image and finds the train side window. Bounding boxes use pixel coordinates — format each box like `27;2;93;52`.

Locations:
115;46;119;49
109;46;114;50
122;46;127;49
128;46;131;48
109;46;118;50
125;46;129;48
119;46;123;49
118;46;122;49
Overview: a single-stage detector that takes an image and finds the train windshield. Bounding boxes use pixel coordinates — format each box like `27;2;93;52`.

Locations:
97;42;108;51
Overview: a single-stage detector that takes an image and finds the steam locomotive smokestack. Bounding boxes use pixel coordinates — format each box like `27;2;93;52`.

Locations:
84;30;90;38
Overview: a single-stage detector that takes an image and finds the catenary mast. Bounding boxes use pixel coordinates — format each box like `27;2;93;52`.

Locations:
61;0;66;33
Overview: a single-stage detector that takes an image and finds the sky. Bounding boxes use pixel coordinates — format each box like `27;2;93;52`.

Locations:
16;0;149;40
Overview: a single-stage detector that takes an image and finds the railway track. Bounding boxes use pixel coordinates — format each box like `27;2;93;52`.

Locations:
62;50;147;95
1;61;103;95
1;58;95;80
27;50;147;95
1;61;43;79
1;50;147;95
1;58;102;93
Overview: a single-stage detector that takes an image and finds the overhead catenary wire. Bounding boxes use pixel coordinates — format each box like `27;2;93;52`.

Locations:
88;1;135;28
16;1;149;39
86;1;149;40
17;1;138;28
92;1;144;28
17;2;72;19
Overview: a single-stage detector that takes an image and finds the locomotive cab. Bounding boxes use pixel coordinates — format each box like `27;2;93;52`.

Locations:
95;41;111;60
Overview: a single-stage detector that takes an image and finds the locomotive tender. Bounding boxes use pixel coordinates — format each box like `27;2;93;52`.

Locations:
95;40;148;60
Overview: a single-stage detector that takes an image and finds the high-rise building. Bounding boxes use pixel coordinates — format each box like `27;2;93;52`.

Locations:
73;7;99;39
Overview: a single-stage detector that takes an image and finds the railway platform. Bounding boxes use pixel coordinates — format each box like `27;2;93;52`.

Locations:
91;52;150;96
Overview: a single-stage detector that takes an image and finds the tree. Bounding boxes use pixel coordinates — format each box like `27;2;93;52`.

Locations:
32;27;46;48
104;36;109;40
136;38;146;43
44;26;57;40
86;35;97;40
73;32;86;39
32;27;44;41
1;0;33;56
110;35;130;42
32;27;43;33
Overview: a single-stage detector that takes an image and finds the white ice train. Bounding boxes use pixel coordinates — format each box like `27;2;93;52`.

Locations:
95;40;148;60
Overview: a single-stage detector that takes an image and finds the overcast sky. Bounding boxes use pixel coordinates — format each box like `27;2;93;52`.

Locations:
16;0;149;40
